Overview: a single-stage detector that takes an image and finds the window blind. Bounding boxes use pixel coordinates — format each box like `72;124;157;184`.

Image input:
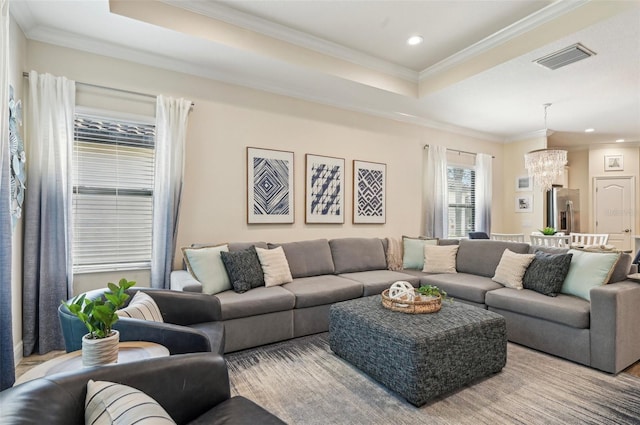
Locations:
447;166;476;238
72;114;156;272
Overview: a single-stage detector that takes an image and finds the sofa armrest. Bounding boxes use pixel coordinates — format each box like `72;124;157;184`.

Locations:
590;280;640;373
171;270;203;292
141;289;222;324
0;353;230;425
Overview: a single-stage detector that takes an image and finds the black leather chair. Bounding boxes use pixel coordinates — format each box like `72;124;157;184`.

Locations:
59;287;225;356
0;353;286;425
468;232;490;239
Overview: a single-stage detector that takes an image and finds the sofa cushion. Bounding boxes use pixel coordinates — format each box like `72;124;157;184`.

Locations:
256;246;293;287
215;286;295;320
608;252;632;283
220;247;265;293
282;275;363;308
329;238;387;273
523;251;573;296
339;270;420;296
268;239;335;278
189;396;286;425
182;244;231;295
492;249;535;290
402;236;437;270
562;249;620;301
485;287;590;329
423;245;459;273
420;273;502;304
456;239;530;277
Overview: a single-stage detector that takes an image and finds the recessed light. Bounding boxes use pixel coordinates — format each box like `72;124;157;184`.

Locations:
616;139;625;143
407;35;423;46
585;128;595;133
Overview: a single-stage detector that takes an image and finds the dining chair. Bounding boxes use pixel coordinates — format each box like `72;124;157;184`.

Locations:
490;233;525;243
530;235;570;247
569;233;609;246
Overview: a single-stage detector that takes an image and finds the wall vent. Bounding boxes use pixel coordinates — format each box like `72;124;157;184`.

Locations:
534;43;596;70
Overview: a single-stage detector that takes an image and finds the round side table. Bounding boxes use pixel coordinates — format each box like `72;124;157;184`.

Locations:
16;341;169;385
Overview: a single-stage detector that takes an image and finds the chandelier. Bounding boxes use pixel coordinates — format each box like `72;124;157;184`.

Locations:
524;104;567;192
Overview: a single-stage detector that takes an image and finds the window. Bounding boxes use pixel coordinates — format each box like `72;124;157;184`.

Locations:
72;113;156;273
447;165;475;238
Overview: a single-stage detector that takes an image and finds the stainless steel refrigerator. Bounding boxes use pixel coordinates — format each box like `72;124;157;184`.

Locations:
547;188;580;234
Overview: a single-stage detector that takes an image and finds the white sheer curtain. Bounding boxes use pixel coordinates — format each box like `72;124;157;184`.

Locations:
475;153;492;235
424;144;448;238
0;0;15;390
151;96;191;289
23;71;75;355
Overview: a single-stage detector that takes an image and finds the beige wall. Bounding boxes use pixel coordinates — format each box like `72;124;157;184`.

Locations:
501;136;546;240
9;15;27;365
567;149;590;231
25;41;505;287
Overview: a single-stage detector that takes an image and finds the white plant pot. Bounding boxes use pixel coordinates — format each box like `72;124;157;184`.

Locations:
82;330;119;367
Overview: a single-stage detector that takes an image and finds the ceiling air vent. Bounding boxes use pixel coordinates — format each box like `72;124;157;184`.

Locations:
534;43;596;70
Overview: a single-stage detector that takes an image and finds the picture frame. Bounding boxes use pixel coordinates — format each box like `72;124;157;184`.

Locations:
305;154;345;224
515;194;533;213
247;147;294;224
604;154;623;171
353;160;386;224
516;175;533;192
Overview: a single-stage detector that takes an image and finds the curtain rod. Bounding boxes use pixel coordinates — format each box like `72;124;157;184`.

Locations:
22;72;195;108
423;144;494;158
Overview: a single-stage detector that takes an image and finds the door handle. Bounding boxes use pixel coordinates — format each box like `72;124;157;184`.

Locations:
623;229;631;233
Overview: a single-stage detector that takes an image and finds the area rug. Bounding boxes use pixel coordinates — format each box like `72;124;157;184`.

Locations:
226;333;640;425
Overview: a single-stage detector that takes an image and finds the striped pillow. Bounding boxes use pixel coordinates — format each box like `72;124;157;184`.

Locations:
117;291;163;322
85;380;175;425
492;249;536;290
255;246;293;287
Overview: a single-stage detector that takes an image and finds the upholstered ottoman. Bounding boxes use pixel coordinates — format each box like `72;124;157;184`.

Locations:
329;296;507;406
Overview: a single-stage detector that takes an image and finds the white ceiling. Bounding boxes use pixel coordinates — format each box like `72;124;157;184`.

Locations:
10;0;640;148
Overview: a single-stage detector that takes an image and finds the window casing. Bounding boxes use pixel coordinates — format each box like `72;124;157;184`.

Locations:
447;165;476;238
72;113;155;273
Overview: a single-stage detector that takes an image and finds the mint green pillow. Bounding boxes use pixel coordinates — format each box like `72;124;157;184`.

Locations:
561;249;620;300
182;244;231;295
402;237;438;270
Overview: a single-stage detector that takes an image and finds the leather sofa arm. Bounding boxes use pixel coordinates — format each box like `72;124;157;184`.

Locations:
171;270;203;292
140;288;222;324
590;280;640;373
0;353;230;425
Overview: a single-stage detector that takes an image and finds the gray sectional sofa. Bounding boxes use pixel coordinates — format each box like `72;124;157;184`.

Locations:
171;237;640;374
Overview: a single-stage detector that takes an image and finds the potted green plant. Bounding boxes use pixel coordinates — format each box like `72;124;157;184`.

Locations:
62;278;135;366
415;284;452;303
539;227;557;235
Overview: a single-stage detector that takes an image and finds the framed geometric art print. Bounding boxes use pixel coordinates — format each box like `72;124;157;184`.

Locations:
353;160;386;224
305;154;345;224
247;147;294;224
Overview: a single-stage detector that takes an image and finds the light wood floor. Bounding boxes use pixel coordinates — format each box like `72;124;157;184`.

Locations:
14;349;640;381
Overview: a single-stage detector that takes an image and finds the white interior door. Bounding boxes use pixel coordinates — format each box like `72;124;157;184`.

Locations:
594;177;635;251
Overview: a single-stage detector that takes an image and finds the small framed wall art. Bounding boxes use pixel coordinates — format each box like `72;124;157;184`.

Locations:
604;154;623;171
305;154;345;223
353;160;386;224
515;194;533;213
516;175;533;192
247;147;294;224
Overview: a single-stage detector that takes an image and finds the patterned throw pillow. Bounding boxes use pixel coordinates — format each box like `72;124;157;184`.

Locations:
422;245;459;273
492;249;535;289
255;246;293;287
117;291;163;322
523;251;573;296
85;380;175;425
220;246;265;293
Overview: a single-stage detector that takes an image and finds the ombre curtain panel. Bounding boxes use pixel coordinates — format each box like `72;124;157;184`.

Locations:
475;153;492;235
151;96;191;289
1;0;15;390
424;144;448;239
22;71;75;356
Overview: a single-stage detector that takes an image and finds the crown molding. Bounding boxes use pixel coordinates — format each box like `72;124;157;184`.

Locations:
9;1;37;34
507;129;554;142
419;0;589;80
161;0;419;83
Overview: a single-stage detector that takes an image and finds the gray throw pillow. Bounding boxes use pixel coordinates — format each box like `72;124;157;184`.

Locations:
523;251;573;297
220;246;265;293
